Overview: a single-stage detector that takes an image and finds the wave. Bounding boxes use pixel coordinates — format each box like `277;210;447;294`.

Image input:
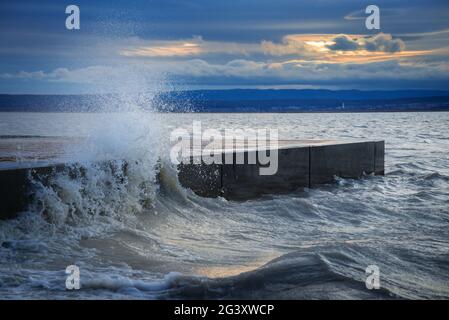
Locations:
22;249;397;300
0;112;170;242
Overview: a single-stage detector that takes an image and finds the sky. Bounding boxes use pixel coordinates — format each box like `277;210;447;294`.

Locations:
1;0;449;94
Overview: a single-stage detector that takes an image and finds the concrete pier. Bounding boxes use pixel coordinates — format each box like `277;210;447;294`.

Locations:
178;140;384;200
0;138;384;219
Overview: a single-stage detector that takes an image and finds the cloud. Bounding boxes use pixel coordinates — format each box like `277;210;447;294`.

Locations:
344;9;366;21
326;33;405;53
121;34;345;59
3;55;449;90
116;33;416;67
0;70;46;79
0;65;164;94
362;33;405;53
326;35;359;51
120;36;258;58
261;33;406;57
261;35;309;56
260;34;338;58
121;38;203;57
1;32;444;90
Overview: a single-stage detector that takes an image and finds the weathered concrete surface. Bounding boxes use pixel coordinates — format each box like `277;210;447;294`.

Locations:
310;141;375;185
178;140;385;200
221;147;309;200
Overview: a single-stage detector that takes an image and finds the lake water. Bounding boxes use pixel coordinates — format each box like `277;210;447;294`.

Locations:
0;111;448;299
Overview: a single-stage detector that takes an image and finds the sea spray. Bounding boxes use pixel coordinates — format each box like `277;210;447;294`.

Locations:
0;62;176;238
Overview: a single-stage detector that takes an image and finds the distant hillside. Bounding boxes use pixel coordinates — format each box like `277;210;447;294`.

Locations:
157;89;449;101
1;89;449;112
182;96;449;113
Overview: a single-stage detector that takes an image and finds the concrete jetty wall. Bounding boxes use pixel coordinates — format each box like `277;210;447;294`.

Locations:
0;140;384;219
178;140;384;200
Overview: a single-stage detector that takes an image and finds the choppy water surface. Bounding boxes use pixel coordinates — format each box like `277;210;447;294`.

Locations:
0;112;448;299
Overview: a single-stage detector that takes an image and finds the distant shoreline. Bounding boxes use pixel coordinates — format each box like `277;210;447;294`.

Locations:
2;89;449;113
1;110;449;113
